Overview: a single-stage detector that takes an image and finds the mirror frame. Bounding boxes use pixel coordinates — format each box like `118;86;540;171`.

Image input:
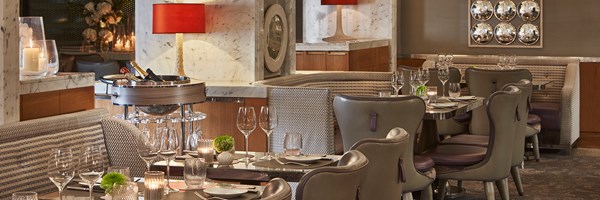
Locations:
263;4;289;73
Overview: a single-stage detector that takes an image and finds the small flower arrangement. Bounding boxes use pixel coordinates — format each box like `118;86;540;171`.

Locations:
213;135;234;153
100;172;127;194
67;0;130;43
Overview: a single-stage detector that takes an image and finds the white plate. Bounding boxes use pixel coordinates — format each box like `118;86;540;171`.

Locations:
284;155;322;164
204;187;248;198
449;96;476;101
430;102;458;108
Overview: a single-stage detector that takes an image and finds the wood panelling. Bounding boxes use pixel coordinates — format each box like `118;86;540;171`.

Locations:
298;46;390;72
59;87;95;114
326;52;349;71
578;62;600;148
20;87;95;121
303;51;327;70
296;51;306;70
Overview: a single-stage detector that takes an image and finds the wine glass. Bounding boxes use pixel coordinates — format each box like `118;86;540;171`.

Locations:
391;71;404;96
47;148;75;200
136;125;160;172
159;120;180;193
419;69;430;85
508;54;517;70
498;54;507;70
78;145;104;200
448;83;462;98
409;71;420;95
237;107;256;162
259;106;278;160
186;119;202;152
438;67;450;97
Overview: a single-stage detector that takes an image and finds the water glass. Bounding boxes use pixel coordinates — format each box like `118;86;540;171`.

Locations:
449;83;461;98
426;86;438;103
284;133;302;156
197;139;214;163
184;158;207;189
107;166;131;181
111;182;138;200
44;40;59;75
144;171;165;200
12;192;37;200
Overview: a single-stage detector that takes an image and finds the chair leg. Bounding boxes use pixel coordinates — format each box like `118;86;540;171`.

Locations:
402;192;414;200
484;181;495;200
436;179;449;200
532;134;540;161
511;166;524;196
420;185;433;200
495;178;509;200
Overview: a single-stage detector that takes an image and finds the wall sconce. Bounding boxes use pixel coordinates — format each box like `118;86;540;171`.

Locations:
153;3;206;77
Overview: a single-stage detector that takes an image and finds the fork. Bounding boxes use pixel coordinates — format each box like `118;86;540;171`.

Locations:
274;157;310;166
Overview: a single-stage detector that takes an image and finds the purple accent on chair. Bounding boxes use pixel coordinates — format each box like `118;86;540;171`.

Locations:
531;102;560;130
527;114;542;125
398;159;406;183
439;134;489;147
413;155;435;172
370;112;377;132
423;145;487;166
453;113;472;124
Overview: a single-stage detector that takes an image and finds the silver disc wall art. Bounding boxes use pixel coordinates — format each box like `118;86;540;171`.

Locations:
471;0;494;21
468;0;542;48
494;0;516;21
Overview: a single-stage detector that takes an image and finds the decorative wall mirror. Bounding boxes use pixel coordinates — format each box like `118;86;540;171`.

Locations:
264;4;289;73
468;0;543;48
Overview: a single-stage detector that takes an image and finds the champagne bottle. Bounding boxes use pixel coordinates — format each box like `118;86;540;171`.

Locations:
145;68;165;82
130;60;149;79
124;73;143;82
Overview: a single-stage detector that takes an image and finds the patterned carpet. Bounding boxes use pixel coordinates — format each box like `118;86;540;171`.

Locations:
446;148;600;200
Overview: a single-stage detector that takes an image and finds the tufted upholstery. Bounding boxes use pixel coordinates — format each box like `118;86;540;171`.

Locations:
423;55;580;151
0;108;144;199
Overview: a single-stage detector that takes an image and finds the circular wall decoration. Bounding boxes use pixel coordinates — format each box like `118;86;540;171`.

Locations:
517;0;540;21
494;22;517;45
494;0;516;21
264;4;288;73
517;23;540;45
471;22;494;44
471;0;494;21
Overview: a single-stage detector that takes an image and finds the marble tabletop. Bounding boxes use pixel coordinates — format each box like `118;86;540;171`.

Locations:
20;72;95;95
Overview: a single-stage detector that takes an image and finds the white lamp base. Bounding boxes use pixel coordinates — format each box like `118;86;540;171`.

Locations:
322;5;357;43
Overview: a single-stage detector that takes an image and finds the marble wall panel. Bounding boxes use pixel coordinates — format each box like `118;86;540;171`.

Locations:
1;0;20;125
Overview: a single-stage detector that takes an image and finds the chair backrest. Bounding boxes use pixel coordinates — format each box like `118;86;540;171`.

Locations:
59;52;104;72
464;86;521;180
466;68;532;135
76;60;121;80
295;150;369;200
349;127;410;200
503;80;532;166
398;66;461;96
101;117;147;178
261;178;292;200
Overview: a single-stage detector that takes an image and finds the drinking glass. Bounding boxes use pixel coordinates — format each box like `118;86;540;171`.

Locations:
159;121;180;193
237;107;256;162
284;133;302;156
438;67;450;97
184;158;207;189
136;130;159;172
498;54;507;70
436;53;446;68
44;40;59;75
409;71;420;95
448;83;461;98
508;54;517;70
12;192;38;200
391;71;404;96
419;69;430;85
445;54;454;68
107;166;131;181
259;106;278;160
426;86;438;104
78;146;104;200
47;148;75;200
197;139;214;163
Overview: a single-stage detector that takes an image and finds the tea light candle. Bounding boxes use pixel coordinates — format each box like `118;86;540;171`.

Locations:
23;40;40;71
144;171;165;200
130;32;136;50
197;139;214;163
124;40;132;51
113;39;123;52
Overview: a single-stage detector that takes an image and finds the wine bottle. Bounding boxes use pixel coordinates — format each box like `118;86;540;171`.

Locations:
145;68;165;82
129;60;149;79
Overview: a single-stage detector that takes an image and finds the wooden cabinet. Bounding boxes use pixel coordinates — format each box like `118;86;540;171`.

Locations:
578;62;600;148
20;86;95;121
296;46;390;72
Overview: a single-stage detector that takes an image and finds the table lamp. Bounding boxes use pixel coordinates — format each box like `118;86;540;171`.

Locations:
153;3;205;77
321;0;358;43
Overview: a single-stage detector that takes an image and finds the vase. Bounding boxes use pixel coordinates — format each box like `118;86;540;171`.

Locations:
110;182;138;200
217;151;234;165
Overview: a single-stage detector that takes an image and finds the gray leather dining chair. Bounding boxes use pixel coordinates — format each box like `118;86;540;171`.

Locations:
349;127;411;200
424;86;522;200
295;150;369;200
261;178;293;200
333;95;435;200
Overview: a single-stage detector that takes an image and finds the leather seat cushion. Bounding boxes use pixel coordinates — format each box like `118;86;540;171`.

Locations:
453;113;471;124
531;102;560;130
526;123;541;137
527;114;541;125
413;155;435;172
424;145;487;166
439;134;488;147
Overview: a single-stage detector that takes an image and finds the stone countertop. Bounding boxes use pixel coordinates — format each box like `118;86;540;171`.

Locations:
296;39;390;51
20;72;96;95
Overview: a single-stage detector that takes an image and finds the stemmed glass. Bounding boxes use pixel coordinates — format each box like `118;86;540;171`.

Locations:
438;67;450;97
47;148;75;200
409;71;420;95
498;54;507;70
136;126;160;171
436;53;447;68
419;69;430;85
78;146;104;200
237;107;257;162
391;71;404;96
259;106;278;160
159;120;180;193
507;54;517;70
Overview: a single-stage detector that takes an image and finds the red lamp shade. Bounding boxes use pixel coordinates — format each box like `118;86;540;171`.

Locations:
153;4;205;34
321;0;358;5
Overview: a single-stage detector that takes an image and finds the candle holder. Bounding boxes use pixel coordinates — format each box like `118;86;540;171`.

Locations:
197;139;214;164
20;40;48;78
144;171;165;200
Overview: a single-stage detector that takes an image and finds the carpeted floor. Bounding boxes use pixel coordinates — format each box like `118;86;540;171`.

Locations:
446;148;600;200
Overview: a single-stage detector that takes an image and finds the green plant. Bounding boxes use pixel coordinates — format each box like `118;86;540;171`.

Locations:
213;135;234;153
100;172;127;194
416;85;427;96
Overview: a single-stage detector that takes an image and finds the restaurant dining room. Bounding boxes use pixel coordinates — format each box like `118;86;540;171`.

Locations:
2;0;600;199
